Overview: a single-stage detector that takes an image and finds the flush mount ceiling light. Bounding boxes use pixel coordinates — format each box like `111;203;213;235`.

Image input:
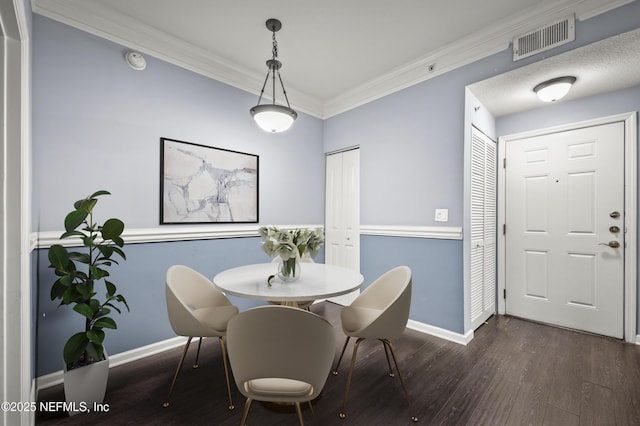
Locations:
533;76;576;102
250;18;297;133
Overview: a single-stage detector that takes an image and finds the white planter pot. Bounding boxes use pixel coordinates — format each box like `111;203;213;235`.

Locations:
63;352;109;416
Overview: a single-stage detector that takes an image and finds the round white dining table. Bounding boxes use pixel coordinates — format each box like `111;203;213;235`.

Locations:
213;262;364;307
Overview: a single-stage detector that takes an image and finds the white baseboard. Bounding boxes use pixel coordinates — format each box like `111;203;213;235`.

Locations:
36;336;187;393
635;335;640;345
407;319;474;345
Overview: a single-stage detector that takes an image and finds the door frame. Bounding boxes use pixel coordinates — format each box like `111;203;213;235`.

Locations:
497;112;637;342
1;0;33;424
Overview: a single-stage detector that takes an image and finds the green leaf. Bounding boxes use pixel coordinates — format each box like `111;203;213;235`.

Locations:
95;267;110;281
72;303;94;319
98;245;114;259
60;230;85;240
113;237;125;249
89;299;101;312
80;236;95;248
115;294;130;311
62;287;81;305
96;307;112;318
85;342;103;363
101;218;125;240
69;252;90;264
105;281;116;297
50;279;69;301
110;246;126;260
64;332;89;365
104;303;121;314
48;245;70;271
86;329;105;344
77;198;97;214
94;317;117;329
64;210;88;232
89;190;111;199
76;284;91;300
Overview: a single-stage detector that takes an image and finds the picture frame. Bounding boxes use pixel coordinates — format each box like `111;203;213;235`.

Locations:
160;137;259;224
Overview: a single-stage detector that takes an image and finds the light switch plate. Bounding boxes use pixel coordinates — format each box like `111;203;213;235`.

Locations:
435;209;449;222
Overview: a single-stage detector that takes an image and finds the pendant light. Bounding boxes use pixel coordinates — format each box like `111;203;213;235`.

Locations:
250;19;297;133
533;76;576;102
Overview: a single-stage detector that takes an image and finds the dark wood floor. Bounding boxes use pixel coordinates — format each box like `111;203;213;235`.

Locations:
36;302;640;425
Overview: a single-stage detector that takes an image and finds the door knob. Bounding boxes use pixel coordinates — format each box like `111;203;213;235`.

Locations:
599;241;620;248
609;225;620;233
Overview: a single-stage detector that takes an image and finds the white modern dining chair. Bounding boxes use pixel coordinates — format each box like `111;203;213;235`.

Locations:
332;265;417;422
226;305;336;426
164;265;239;410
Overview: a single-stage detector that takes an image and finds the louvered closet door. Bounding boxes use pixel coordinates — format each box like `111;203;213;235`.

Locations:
471;126;497;329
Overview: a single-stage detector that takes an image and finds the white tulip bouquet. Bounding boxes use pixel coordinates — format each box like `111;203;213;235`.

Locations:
258;226;324;285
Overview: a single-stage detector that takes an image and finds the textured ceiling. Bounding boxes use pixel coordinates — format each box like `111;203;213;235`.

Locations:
469;28;640;117
32;0;638;117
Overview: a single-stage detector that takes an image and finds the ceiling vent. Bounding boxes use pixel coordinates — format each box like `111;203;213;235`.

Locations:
513;15;575;61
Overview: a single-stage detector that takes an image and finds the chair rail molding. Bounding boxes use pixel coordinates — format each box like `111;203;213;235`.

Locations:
32;224;324;250
360;225;462;240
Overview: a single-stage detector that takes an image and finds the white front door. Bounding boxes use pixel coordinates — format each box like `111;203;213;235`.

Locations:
505;122;625;338
325;149;360;305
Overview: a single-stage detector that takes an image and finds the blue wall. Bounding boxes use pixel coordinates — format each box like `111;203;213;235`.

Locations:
36;238;266;375
32;15;325;231
361;236;464;332
32;15;325;376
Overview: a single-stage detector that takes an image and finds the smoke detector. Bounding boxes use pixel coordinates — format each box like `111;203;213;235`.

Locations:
125;51;146;70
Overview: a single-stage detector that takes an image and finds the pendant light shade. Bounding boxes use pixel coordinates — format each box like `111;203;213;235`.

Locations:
533;76;576;102
250;104;297;133
251;19;297;133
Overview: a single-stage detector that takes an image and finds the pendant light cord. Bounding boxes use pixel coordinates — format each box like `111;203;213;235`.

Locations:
253;20;294;111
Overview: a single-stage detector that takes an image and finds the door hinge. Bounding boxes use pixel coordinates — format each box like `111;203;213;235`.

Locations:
503;224;506;235
503;289;507;299
503;158;506;168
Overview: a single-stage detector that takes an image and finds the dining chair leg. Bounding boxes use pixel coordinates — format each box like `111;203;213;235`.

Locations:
332;336;351;376
193;337;203;368
239;398;252;426
338;337;364;420
295;402;305;426
163;336;193;407
383;339;418;423
218;337;234;410
380;339;395;377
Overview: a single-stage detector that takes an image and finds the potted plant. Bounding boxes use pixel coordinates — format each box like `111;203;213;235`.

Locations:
47;190;129;415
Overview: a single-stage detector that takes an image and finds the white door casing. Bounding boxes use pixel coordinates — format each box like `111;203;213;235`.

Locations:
325;149;360;305
499;114;637;340
1;1;33;425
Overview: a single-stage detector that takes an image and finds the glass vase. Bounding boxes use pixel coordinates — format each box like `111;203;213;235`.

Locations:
278;257;301;282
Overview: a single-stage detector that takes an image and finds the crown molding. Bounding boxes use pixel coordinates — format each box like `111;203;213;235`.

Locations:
322;0;634;117
32;0;632;119
31;0;323;117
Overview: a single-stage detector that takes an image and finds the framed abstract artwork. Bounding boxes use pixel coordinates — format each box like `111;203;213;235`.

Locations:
160;138;259;224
